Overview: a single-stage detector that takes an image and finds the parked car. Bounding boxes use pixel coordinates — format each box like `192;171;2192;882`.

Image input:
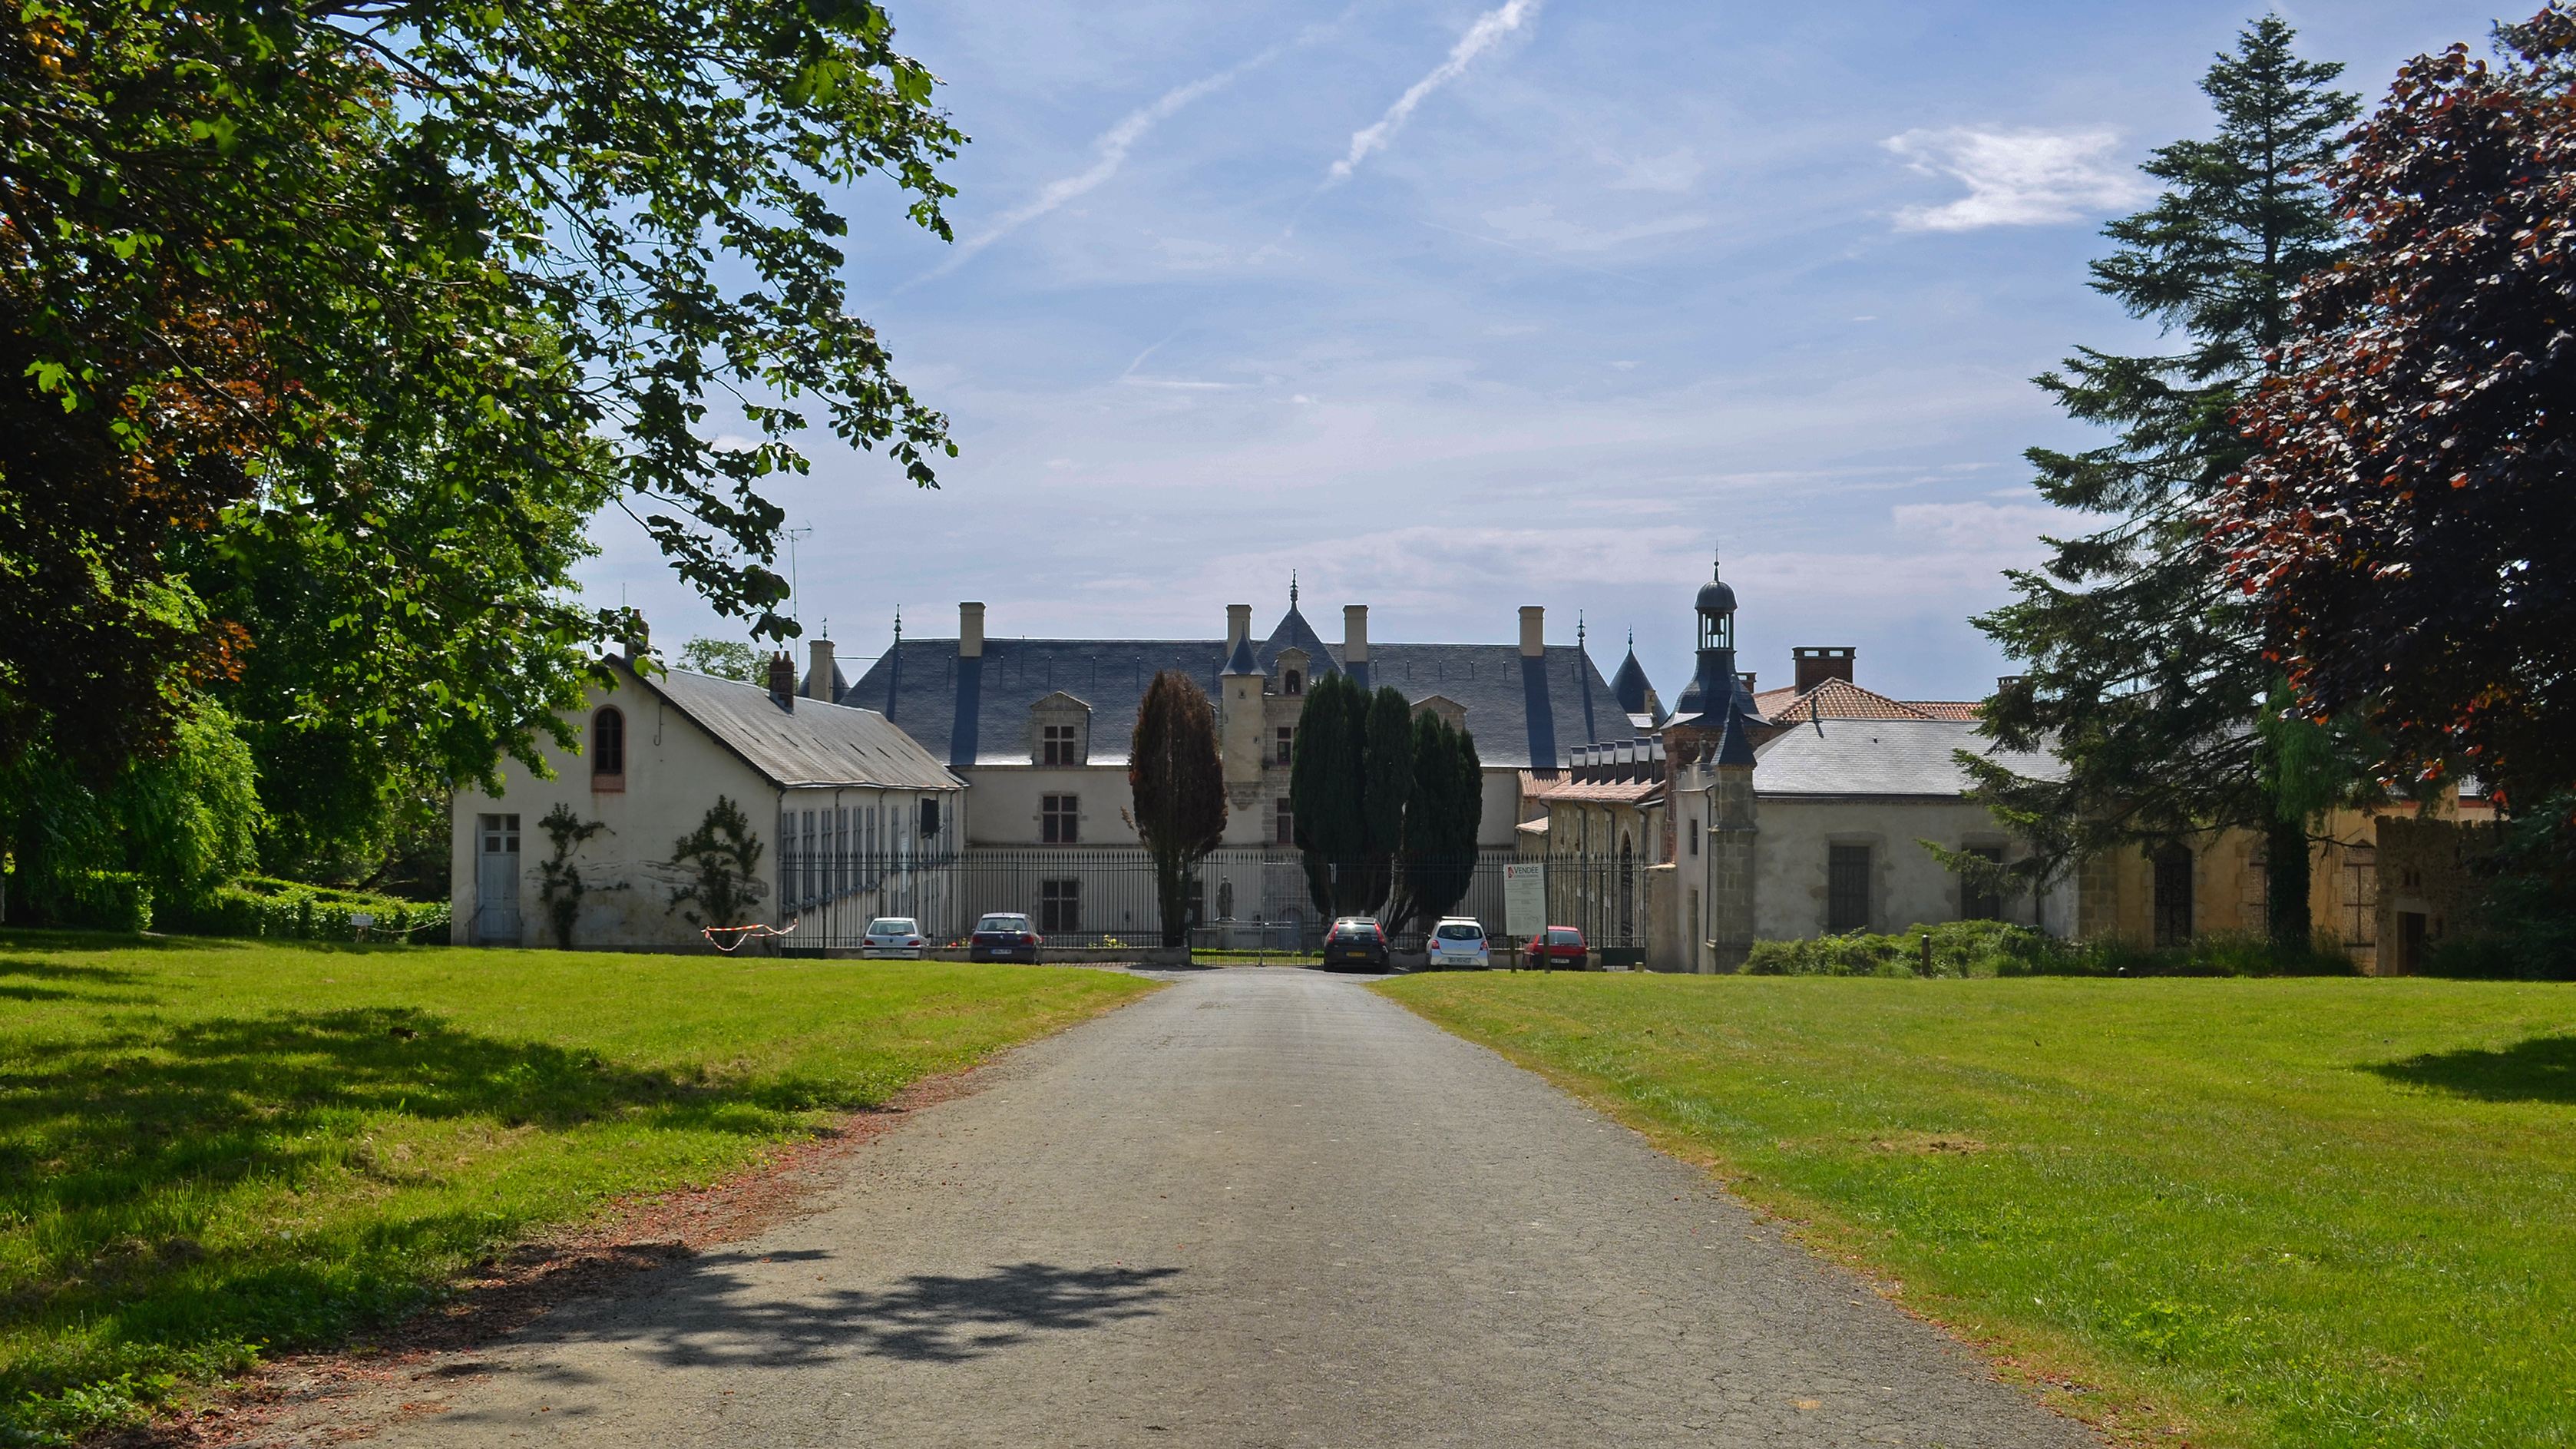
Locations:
1525;925;1589;970
970;912;1043;963
861;917;926;959
1323;917;1390;971
1427;917;1490;970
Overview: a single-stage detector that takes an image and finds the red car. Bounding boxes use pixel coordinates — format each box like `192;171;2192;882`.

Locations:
1526;925;1589;970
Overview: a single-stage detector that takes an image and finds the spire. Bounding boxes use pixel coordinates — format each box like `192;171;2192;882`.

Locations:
1289;570;1299;609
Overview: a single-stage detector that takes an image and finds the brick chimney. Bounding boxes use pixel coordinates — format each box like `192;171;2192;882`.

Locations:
1793;646;1854;694
767;651;795;710
959;602;985;659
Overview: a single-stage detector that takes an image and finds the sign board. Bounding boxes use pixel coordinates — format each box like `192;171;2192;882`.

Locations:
348;912;377;928
1502;863;1546;939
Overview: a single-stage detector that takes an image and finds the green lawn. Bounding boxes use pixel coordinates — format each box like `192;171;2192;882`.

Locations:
1379;972;2576;1449
0;931;1155;1440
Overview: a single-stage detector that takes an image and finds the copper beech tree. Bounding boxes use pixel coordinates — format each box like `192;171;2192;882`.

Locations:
2219;8;2576;805
1126;671;1227;948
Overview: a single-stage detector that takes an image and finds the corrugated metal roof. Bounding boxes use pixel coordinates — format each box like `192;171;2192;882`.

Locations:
637;665;964;792
1751;718;2063;797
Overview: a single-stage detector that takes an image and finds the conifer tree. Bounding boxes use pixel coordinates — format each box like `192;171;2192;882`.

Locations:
1970;15;2363;944
1127;670;1227;948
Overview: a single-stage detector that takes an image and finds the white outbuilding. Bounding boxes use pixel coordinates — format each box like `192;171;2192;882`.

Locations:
448;647;964;951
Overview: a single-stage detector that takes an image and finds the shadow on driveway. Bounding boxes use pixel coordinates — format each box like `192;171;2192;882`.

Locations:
605;1257;1182;1368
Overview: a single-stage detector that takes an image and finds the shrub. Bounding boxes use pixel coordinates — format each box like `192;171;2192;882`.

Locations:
1743;921;2356;979
157;878;450;943
52;872;154;933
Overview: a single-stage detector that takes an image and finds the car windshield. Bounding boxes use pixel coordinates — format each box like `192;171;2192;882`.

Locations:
1435;923;1482;940
977;915;1030;932
868;918;918;935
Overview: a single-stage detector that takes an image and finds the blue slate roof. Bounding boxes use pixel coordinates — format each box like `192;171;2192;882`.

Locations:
841;607;1625;769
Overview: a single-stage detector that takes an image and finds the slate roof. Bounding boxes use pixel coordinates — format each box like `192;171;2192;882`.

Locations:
1609;647;1653;716
841;607;1628;770
628;663;964;792
1751;718;2063;798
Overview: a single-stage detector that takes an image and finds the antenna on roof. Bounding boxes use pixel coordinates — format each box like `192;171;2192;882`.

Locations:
785;522;814;623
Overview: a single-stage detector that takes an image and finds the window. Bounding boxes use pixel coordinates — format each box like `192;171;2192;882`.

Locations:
480;814;521;854
2152;843;2194;948
1964;845;2005;921
1275;797;1294;845
1284;670;1303;695
1040;878;1080;934
801;809;816;906
1276;726;1294;766
919;797;941;839
1688;810;1699;856
590;707;624;781
1042;723;1077;766
1042;794;1079;844
1827;845;1871;933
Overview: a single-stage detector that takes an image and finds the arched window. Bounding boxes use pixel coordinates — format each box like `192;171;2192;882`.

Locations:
1285;670;1304;695
591;707;625;779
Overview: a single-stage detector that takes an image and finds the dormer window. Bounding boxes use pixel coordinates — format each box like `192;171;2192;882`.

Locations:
1043;723;1077;766
591;706;625;789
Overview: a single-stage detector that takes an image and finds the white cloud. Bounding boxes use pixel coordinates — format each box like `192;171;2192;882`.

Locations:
1888;501;2065;554
1604;147;1703;193
1155;237;1232;270
1477;201;1709;253
1328;0;1540;183
1882;127;2146;231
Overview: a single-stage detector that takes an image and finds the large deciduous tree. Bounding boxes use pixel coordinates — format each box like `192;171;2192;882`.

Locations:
2;0;962;789
1969;16;2363;944
1126;670;1227;948
2217;8;2576;806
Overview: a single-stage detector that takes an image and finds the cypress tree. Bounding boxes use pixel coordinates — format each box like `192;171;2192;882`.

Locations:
1969;15;2364;945
1127;670;1228;948
1394;713;1483;931
1289;673;1367;915
1360;686;1416;912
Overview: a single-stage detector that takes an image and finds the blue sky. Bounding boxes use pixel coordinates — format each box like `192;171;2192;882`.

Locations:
581;0;2508;707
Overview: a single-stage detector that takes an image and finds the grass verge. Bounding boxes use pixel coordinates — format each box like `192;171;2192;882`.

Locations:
1377;971;2576;1449
0;930;1156;1443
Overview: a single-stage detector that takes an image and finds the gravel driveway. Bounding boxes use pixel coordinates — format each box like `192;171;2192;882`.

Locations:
348;968;2096;1447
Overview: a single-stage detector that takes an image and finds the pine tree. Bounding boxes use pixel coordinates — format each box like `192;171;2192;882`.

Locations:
1971;15;2363;944
1126;670;1228;948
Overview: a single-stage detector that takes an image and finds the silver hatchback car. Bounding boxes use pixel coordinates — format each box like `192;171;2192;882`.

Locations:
861;917;926;959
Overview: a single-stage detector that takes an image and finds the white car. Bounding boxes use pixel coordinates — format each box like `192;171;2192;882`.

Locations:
1428;918;1490;970
861;917;927;959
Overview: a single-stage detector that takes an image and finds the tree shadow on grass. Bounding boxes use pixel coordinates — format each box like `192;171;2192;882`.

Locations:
2363;1033;2576;1104
0;1006;853;1396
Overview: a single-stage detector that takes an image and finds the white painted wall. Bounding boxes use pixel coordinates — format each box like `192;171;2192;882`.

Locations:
1751;797;2063;938
449;674;963;951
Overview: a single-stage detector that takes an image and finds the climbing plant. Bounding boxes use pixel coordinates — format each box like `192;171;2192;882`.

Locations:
668;796;767;931
534;803;607;950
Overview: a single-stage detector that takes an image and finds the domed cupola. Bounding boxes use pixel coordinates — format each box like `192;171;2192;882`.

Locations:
1673;551;1760;728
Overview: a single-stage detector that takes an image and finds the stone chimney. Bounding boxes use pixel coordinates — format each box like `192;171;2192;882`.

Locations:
767;651;795;710
1793;646;1854;694
805;636;835;703
959;603;985;659
621;620;648;667
1519;606;1544;657
1226;604;1252;653
1343;604;1369;663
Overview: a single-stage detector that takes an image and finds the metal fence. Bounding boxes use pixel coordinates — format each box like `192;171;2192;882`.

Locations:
781;845;1522;951
769;844;1662;955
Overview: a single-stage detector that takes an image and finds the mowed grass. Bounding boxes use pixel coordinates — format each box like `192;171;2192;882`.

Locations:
0;931;1155;1434
1379;972;2576;1449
